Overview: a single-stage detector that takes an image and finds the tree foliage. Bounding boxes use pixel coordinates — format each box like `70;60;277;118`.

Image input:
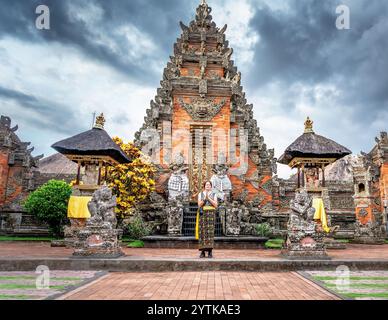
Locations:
24;180;72;237
106;137;156;218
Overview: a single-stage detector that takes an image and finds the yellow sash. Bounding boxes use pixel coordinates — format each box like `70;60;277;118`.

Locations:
313;198;330;233
67;196;92;219
195;206;216;240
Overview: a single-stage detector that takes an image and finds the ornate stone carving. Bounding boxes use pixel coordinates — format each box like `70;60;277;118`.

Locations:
282;190;329;259
178;97;226;121
167;195;184;236
199;79;208;97
87;186;117;229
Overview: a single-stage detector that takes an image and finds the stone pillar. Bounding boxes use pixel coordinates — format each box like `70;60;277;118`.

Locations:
225;201;242;236
167;197;184;236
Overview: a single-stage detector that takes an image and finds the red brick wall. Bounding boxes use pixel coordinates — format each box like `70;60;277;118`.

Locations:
171;95;231;164
0;150;9;205
380;163;388;211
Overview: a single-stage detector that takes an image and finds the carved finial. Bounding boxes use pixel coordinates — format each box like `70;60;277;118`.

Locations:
304;117;314;134
200;0;207;6
94;113;105;130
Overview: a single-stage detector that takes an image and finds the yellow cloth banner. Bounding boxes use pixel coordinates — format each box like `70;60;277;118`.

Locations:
195;211;199;240
195;206;216;240
67;196;92;219
313;198;330;233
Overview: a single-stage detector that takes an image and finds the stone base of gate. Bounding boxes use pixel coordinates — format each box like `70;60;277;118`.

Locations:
142;236;269;249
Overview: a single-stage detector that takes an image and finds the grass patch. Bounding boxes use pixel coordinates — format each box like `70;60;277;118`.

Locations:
0;276;36;280
127;240;144;248
341;292;388;299
326;283;388;289
265;239;284;249
0;294;33;300
0;236;57;242
0;276;82;281
314;276;388;281
336;239;350;243
0;283;66;290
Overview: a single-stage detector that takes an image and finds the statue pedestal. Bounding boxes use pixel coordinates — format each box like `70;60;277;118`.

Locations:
281;228;329;260
353;220;385;244
72;226;123;259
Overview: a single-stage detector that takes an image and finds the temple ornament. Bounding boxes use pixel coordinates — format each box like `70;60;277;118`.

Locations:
94;113;105;130
178;97;226;121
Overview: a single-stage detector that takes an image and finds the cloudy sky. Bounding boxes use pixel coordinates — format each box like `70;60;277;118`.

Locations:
0;0;387;178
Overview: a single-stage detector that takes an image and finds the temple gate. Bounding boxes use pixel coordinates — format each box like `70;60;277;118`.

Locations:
134;0;277;237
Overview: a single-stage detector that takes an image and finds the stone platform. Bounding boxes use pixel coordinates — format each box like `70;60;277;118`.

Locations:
142;236;269;249
1;242;388;272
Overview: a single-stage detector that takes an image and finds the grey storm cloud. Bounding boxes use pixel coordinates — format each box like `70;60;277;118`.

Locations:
0;0;197;84
247;0;388;122
0;0;386;164
0;86;85;135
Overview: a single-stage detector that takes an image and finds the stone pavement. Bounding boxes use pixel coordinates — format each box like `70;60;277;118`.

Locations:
1;242;388;260
59;271;339;300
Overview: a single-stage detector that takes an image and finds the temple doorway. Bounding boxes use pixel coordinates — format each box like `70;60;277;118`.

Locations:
189;125;213;199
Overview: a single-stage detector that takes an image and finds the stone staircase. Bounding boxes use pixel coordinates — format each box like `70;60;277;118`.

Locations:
182;203;223;237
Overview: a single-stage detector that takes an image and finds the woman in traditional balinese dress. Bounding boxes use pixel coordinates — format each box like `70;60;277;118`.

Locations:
197;181;218;258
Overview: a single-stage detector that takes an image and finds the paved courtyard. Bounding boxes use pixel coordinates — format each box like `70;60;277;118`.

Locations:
1;242;388;300
1;242;388;260
58;271;339;300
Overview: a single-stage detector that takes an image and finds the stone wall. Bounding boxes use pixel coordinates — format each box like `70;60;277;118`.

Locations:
272;178;355;238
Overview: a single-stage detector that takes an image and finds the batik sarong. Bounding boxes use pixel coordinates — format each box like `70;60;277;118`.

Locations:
197;205;216;250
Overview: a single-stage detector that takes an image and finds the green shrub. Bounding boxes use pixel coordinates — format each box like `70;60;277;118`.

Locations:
255;223;272;237
265;238;285;249
24;180;72;237
127;240;145;248
127;215;151;240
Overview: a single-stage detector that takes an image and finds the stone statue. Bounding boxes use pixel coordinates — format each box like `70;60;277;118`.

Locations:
210;156;232;202
87;186;117;229
289;190;316;228
168;153;189;201
282;190;329;259
72;186;123;258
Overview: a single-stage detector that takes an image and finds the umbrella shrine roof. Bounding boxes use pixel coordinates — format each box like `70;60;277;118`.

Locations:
278;117;351;167
51;114;130;165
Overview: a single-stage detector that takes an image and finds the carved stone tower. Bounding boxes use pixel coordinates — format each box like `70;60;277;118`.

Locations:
352;132;388;244
134;1;276;217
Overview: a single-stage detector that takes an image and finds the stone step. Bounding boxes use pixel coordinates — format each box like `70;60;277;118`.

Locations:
142;236;268;249
2;257;388;272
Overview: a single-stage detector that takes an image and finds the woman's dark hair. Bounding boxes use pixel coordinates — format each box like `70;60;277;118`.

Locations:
203;181;212;188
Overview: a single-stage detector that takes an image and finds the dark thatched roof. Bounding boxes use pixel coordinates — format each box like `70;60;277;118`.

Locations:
38;153;78;174
51;128;130;164
278;132;352;165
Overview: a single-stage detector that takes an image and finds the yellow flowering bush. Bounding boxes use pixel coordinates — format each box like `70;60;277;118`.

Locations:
106;137;156;218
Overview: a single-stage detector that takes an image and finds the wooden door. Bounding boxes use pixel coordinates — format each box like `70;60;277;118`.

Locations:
189;126;212;199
